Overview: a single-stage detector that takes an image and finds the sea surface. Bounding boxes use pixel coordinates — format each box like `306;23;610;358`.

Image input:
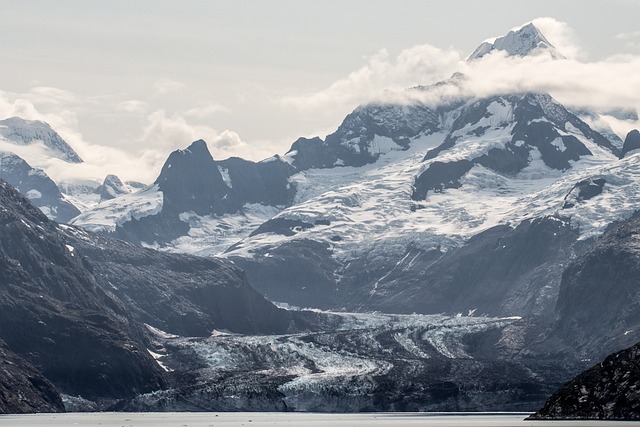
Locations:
1;413;639;427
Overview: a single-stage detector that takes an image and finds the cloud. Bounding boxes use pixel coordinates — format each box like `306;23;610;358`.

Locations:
184;102;230;118
138;110;272;162
212;130;244;150
280;45;461;111
278;18;640;139
28;86;81;106
116;100;147;114
140;110;218;152
457;52;640;113
616;31;640;49
278;18;588;117
0;85;274;188
45;143;164;186
0;16;638;191
153;78;186;95
530;17;583;60
615;31;640;40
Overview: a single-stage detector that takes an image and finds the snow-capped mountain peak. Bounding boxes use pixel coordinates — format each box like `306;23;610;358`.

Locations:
468;22;564;61
0;116;82;163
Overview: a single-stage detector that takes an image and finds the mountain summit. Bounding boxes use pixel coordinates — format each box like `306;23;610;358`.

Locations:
0;117;82;163
468;22;564;60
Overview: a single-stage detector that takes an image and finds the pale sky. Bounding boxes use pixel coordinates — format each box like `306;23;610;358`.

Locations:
0;0;639;183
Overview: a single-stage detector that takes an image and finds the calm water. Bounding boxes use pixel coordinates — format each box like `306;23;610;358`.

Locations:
1;413;639;427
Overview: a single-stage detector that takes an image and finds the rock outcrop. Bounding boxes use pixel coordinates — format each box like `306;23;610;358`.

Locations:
530;342;640;420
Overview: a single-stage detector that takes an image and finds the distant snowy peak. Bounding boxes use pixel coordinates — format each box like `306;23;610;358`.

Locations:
0;117;82;163
287;101;450;171
98;174;130;201
70;138;296;245
155;139;295;216
620;129;640;158
468;22;564;60
155;139;235;216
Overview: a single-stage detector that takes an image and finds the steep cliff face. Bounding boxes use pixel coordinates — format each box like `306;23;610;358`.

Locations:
155;139;234;216
530;342;640;420
550;214;640;360
0;180;165;402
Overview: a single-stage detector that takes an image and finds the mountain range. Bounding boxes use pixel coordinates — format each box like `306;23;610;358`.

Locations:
1;21;640;416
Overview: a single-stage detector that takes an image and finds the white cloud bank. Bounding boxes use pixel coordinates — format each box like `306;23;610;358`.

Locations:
280;44;461;111
0;87;259;186
280;18;640;136
153;78;186;95
0;18;638;190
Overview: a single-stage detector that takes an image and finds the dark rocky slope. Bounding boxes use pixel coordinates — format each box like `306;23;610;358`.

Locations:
0;180;165;404
525;213;640;419
0;179;313;412
65;229;312;337
229;238;342;310
530;341;640;420
0;340;64;414
548;213;640;360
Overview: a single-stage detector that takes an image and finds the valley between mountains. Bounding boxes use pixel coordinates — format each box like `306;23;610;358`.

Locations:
1;21;640;419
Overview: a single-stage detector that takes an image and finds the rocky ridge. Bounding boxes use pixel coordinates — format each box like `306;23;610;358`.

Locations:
530;341;640;420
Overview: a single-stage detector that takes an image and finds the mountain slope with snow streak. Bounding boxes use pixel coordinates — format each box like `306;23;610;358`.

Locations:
224;92;629;313
69;89;636;318
67;24;639;328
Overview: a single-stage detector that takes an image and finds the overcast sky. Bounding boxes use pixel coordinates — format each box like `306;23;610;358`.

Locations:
1;0;639;183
